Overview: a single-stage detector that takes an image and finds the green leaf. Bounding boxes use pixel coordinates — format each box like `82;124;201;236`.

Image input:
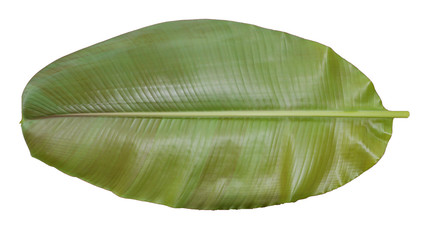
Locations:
21;19;409;209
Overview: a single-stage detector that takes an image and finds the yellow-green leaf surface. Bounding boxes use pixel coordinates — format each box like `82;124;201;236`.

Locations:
21;20;409;209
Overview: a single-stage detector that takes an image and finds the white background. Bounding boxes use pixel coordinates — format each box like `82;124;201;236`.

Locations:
1;0;426;239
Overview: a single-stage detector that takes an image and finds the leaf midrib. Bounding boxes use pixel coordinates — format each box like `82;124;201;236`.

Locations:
30;110;410;120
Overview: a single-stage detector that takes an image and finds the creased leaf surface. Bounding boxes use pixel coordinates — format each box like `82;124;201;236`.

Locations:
22;20;395;209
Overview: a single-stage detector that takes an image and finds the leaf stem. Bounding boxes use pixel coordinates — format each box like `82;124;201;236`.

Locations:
38;110;410;119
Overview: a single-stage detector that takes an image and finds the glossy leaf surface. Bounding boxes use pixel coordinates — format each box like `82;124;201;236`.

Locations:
21;20;408;209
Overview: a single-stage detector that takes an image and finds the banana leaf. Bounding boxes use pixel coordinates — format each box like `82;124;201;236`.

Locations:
21;19;409;209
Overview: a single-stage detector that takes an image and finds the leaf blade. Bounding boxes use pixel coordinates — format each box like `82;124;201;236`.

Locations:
22;19;404;209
